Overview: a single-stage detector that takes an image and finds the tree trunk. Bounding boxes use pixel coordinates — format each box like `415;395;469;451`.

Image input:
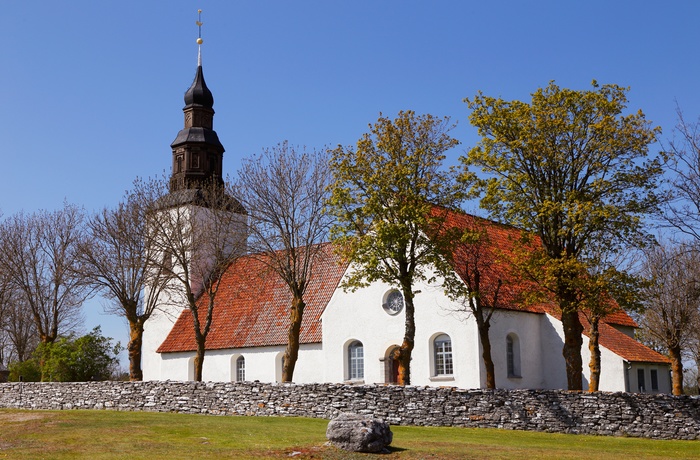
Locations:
587;317;601;392
475;313;495;389
282;295;305;382
38;334;55;382
127;319;144;381
561;308;584;390
669;343;684;395
397;288;415;386
194;336;206;381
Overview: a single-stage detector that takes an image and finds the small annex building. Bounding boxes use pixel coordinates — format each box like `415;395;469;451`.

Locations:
141;38;671;393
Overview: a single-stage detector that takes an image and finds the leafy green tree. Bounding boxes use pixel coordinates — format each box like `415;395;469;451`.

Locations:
328;110;464;385
462;81;662;390
38;326;122;382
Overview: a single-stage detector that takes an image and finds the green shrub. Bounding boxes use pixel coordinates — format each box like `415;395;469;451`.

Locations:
8;358;41;382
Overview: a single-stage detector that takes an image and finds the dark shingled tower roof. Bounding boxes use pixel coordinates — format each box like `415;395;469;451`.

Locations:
169;19;226;193
183;65;214;109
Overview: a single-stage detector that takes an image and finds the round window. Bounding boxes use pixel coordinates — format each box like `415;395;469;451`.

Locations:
383;290;404;315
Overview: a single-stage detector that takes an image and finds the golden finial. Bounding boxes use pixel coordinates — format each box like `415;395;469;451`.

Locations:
196;9;203;45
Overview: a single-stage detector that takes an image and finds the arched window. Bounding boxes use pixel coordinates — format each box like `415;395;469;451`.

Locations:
506;334;521;378
348;340;364;380
433;334;453;376
236;356;245;382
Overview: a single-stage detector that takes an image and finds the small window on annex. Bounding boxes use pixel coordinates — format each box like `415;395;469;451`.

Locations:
650;369;658;392
506;333;521;378
433;334;453;376
236;356;245;382
637;368;646;392
348;340;364;380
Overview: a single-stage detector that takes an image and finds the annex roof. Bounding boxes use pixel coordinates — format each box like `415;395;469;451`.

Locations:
595;321;669;364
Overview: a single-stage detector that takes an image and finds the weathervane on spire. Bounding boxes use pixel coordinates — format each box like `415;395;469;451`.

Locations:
196;9;203;66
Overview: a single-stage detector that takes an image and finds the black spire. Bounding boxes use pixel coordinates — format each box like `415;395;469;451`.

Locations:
184;65;214;108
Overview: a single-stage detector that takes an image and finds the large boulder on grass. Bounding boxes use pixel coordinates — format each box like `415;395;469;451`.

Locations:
326;413;393;453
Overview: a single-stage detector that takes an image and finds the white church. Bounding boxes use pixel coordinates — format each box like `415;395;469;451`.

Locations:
141;40;671;394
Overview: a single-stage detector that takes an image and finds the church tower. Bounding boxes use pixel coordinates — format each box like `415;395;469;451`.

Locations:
142;11;247;382
169;18;224;192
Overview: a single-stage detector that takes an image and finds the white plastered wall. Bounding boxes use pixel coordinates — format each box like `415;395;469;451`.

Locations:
485;310;546;389
320;264;482;388
155;344;325;383
142;290;186;381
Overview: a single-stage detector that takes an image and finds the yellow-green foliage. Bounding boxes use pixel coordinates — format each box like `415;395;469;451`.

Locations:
462;81;663;312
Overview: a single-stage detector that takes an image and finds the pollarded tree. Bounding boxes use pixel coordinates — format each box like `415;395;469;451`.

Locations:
463;81;662;390
135;177;247;382
442;217;519;389
638;242;700;395
234;142;334;382
328;110;465;385
577;257;642;391
79;189;171;381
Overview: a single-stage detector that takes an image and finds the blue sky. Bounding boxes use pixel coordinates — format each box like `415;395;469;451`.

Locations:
2;1;699;366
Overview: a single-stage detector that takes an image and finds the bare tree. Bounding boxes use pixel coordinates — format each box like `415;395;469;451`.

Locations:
688;327;700;394
661;107;700;395
233;142;333;382
638;242;700;395
79;189;171;381
0;203;88;349
136;177;247;381
1;288;38;363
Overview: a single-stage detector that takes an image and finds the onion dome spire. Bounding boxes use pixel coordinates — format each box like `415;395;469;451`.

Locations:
169;9;225;193
184;10;213;108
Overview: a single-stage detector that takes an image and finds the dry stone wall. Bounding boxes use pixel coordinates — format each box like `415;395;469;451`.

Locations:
0;381;698;440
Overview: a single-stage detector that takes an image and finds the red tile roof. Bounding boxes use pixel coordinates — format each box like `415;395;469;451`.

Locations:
158;208;648;362
441;209;549;315
442;209;638;328
157;243;348;353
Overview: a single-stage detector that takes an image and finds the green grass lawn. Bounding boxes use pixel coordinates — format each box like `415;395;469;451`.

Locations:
0;409;697;459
